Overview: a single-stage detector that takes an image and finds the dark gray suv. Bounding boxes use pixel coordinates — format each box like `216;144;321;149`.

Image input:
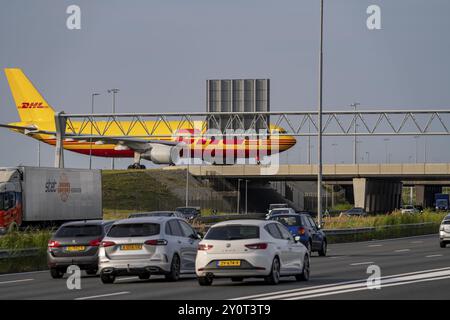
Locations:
47;220;114;279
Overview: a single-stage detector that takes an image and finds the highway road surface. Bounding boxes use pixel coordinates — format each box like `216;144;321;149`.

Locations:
0;234;449;300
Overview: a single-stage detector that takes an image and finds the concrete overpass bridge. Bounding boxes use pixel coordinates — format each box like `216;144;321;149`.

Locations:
165;163;450;213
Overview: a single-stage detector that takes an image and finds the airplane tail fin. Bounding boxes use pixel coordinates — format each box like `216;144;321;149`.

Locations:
4;68;55;123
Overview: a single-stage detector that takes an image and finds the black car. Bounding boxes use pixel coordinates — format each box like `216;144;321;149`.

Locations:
268;213;327;256
175;207;201;220
47;220;114;278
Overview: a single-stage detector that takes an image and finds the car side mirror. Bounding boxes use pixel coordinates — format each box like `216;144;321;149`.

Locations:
196;232;203;239
294;236;301;243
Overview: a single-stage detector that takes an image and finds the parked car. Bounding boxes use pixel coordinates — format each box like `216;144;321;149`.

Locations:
266;207;297;218
128;211;185;219
401;205;420;214
195;219;310;286
175;207;201;220
268;213;327;256
98;216;202;284
439;214;450;248
47;220;115;279
268;203;289;212
339;207;367;217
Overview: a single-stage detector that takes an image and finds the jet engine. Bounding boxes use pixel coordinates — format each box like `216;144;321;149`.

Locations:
141;143;182;165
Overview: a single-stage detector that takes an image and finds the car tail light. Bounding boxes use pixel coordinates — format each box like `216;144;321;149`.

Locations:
89;238;102;247
198;244;213;251
145;239;168;246
245;243;268;250
298;227;306;235
100;241;116;247
48;240;61;248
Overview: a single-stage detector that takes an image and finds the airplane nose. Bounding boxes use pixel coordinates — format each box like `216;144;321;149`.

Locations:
286;136;296;148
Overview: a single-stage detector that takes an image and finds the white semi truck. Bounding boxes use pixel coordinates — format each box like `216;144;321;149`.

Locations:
0;167;102;233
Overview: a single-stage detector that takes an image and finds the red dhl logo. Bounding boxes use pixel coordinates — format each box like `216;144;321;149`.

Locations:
19;102;46;109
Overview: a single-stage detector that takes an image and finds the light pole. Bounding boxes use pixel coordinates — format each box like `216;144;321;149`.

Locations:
89;93;100;170
317;0;324;228
37;141;41;167
307;120;311;164
413;136;419;163
237;179;242;214
107;88;119;170
350;102;360;164
185;161;189;207
383;138;390;164
365;151;370;163
245;180;249;214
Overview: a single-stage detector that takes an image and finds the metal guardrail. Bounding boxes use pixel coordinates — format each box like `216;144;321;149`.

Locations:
324;222;437;236
0;248;42;260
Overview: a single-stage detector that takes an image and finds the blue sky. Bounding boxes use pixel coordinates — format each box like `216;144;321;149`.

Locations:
1;0;450;168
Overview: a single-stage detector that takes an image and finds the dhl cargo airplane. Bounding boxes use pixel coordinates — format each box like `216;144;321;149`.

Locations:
0;69;296;168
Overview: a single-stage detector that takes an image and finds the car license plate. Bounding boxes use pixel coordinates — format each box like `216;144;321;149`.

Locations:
217;260;241;267
121;244;142;251
66;246;86;252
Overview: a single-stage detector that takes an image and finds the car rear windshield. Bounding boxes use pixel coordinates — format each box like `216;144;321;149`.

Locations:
270;215;301;226
205;225;260;240
107;223;160;237
443;220;450;225
272;209;289;214
56;225;103;237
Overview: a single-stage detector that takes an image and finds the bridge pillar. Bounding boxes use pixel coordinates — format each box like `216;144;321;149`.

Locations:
415;185;442;208
353;178;402;214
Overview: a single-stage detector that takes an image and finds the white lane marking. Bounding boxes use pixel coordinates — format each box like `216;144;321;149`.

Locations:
286;275;450;300
349;261;374;266
368;244;382;247
115;277;139;282
411;241;423;244
0;270;47;278
75;291;130;300
0;278;34;285
232;266;450;300
394;249;411;252
426;254;443;258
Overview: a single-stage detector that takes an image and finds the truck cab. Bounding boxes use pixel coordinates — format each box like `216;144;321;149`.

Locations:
0;170;22;234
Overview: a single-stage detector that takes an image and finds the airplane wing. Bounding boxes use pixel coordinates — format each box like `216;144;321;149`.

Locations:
67;135;181;153
0;123;37;132
1;125;183;153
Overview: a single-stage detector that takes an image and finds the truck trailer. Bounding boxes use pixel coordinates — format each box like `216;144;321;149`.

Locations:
0;167;102;233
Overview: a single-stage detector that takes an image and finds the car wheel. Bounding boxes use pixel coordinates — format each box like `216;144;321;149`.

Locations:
440;241;447;248
265;257;281;285
318;240;327;257
231;277;244;282
198;276;213;286
138;272;151;280
100;273;115;284
306;240;312;255
50;268;64;279
296;254;310;281
165;254;181;281
86;269;98;276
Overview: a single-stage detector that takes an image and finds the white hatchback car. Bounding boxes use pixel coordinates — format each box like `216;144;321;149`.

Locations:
195;219;310;286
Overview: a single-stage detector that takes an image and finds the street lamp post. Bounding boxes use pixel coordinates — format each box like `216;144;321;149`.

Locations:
317;0;324;228
384;138;390;164
350;102;360;164
245;180;249;215
185;161;189;207
365;151;370;163
89;93;100;170
414;136;419;163
237;179;242;214
107;88;119;170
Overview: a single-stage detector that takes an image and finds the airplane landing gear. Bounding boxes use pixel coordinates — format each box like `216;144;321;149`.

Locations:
127;152;146;169
128;163;146;169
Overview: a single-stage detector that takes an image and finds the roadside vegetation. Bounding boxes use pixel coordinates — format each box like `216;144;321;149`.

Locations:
323;209;447;229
